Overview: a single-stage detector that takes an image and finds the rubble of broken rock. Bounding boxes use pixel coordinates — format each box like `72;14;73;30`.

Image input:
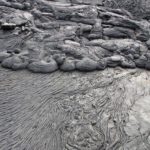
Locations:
1;1;150;73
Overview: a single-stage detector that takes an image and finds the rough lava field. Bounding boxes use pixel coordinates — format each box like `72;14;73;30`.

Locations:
1;0;150;150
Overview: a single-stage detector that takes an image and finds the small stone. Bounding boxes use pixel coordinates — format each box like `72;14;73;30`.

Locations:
105;56;123;68
28;59;58;73
97;59;107;70
60;59;76;71
1;56;28;70
76;57;98;71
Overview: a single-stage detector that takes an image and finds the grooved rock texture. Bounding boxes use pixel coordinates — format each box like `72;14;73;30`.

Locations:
1;68;150;150
104;0;150;19
1;1;150;150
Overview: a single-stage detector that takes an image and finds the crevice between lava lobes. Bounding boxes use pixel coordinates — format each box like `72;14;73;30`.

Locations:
0;1;150;73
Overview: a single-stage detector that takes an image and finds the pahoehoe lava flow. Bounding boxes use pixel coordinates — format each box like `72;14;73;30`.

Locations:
1;67;150;150
1;1;150;150
0;0;150;73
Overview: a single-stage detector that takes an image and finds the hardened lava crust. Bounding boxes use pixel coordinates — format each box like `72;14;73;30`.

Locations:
0;0;150;73
1;1;150;150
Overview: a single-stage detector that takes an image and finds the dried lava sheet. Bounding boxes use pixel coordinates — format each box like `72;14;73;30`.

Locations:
1;1;150;150
0;0;150;73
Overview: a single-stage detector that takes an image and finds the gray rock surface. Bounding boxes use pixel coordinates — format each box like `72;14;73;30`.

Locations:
104;0;150;19
0;67;150;150
0;0;150;72
1;1;150;150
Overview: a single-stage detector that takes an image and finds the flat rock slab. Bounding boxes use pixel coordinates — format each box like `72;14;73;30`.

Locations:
0;67;150;149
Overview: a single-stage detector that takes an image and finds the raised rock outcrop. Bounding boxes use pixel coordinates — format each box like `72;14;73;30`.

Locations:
0;1;150;73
